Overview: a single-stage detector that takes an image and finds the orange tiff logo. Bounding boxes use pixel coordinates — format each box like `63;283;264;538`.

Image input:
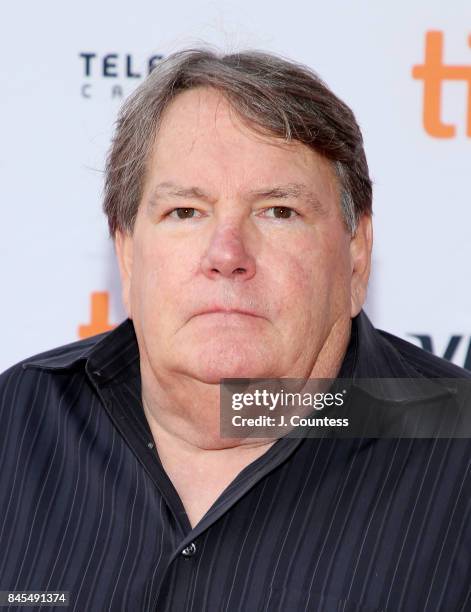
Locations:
78;291;117;339
412;31;471;138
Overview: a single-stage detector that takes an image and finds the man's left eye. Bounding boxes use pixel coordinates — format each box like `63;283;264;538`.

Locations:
263;206;298;219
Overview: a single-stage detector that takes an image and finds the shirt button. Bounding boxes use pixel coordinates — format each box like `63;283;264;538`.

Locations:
181;542;197;558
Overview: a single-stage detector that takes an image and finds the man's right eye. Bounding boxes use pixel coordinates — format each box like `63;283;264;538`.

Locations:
167;207;199;219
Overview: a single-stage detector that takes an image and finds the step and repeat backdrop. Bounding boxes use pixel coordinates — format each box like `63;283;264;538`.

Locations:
1;0;470;371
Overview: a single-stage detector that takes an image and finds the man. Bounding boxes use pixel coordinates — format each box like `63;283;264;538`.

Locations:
0;49;469;611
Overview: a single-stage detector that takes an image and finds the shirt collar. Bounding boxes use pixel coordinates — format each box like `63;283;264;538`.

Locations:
344;310;450;403
23;318;140;383
23;310;447;402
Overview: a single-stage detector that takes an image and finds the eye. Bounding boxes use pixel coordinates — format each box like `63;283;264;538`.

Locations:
167;207;201;219
263;206;299;219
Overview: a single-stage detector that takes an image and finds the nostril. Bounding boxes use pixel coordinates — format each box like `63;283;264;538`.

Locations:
234;268;246;275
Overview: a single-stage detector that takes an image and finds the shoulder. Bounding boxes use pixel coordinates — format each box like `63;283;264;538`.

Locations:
377;328;471;379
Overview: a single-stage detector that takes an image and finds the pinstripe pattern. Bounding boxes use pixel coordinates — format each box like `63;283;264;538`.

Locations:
0;311;470;611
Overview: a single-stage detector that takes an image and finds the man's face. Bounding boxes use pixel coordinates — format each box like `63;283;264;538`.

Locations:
116;87;371;384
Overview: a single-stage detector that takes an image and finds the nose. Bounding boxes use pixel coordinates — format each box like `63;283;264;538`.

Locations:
201;222;256;281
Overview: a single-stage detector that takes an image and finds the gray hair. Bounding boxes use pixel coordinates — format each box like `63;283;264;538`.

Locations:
104;48;372;236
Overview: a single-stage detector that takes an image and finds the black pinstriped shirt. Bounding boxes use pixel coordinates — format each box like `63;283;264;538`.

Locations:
1;311;470;611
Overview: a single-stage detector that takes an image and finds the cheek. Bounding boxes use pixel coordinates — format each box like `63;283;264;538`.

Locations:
129;237;170;313
263;248;316;332
130;233;202;324
270;234;351;318
134;233;186;286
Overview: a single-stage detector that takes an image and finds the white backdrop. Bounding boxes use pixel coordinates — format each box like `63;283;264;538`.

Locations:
2;0;470;372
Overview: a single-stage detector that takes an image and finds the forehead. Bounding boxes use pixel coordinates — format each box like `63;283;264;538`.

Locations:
146;87;339;199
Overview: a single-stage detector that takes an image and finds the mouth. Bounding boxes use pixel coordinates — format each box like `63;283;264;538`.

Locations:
192;307;263;320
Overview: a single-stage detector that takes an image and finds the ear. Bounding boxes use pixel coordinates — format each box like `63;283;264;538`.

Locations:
349;214;373;317
114;229;134;319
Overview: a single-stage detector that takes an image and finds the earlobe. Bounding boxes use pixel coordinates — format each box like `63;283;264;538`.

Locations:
114;230;134;318
350;215;373;318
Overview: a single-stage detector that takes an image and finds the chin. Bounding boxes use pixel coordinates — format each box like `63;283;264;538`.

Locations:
195;363;270;384
189;350;273;383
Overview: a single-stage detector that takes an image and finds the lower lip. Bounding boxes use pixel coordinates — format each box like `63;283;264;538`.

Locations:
193;311;261;322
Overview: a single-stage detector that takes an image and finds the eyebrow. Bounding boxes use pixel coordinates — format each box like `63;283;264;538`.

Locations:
246;184;327;214
148;181;327;214
148;182;215;206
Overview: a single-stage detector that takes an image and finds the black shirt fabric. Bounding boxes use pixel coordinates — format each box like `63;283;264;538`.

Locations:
0;310;470;612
